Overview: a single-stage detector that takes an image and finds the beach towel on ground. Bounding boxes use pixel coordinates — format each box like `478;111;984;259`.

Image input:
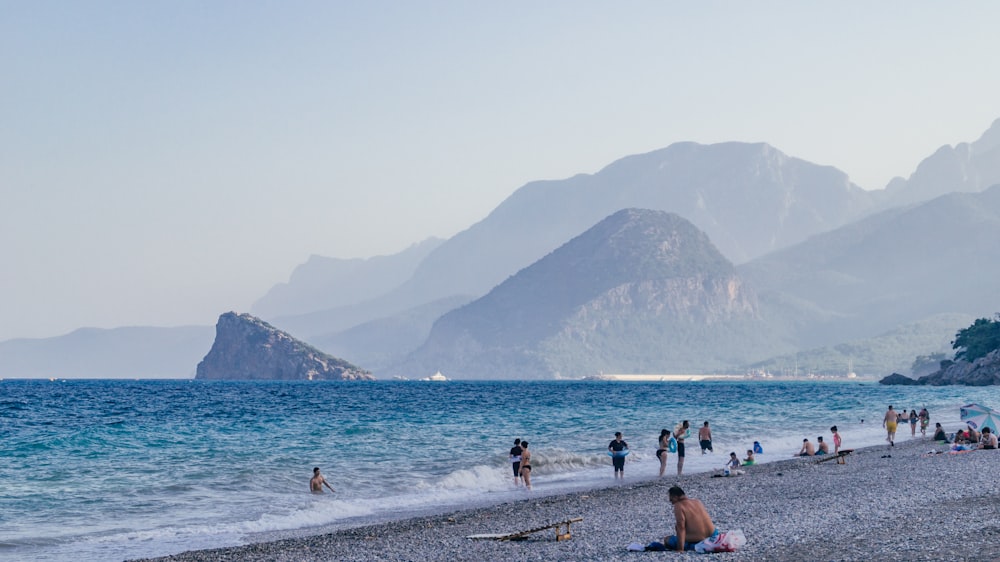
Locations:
626;529;747;553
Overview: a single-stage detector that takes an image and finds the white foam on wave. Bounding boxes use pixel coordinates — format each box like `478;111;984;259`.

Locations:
16;382;988;562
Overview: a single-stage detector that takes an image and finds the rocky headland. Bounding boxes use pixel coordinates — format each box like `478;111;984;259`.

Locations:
195;312;374;381
880;349;1000;386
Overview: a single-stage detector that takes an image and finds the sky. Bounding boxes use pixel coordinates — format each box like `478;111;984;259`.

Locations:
2;1;1000;341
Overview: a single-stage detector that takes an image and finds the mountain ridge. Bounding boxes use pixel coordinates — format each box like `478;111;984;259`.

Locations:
393;209;780;378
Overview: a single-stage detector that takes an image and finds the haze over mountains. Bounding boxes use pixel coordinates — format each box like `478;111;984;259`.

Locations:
4;119;1000;379
396;209;784;379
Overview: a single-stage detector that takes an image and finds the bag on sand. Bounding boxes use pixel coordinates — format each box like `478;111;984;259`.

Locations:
694;529;747;553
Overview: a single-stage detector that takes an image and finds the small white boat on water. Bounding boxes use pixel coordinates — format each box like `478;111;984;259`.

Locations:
419;371;448;381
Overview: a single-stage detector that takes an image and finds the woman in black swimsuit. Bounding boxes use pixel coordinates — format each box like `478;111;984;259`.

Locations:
519;441;532;490
656;429;670;477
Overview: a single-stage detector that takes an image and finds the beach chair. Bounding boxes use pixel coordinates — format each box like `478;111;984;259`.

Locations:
467;517;583;542
815;449;854;464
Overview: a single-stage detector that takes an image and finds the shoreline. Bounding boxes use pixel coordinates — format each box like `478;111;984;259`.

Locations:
132;438;1000;561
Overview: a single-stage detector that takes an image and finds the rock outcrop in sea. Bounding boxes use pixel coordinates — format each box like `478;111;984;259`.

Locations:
878;373;920;386
879;349;1000;386
195;312;374;381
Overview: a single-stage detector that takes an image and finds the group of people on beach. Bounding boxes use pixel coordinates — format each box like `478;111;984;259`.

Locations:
882;405;930;446
794;426;842;457
612;420;760;480
931;421;999;449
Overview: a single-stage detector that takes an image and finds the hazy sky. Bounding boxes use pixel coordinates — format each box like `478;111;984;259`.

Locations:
3;2;999;341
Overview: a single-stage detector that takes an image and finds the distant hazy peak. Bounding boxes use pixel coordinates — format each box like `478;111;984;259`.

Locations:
301;237;445;268
251;237;445;319
881;117;1000;206
972;118;1000;156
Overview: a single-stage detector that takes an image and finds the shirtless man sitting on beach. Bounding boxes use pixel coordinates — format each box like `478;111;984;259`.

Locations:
310;467;335;493
796;438;816;456
665;486;717;551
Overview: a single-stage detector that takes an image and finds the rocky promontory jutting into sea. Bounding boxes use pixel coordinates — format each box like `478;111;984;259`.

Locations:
881;349;1000;386
195;312;374;381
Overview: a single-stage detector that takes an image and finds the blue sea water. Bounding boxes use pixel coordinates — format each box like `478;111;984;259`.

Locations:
3;379;999;561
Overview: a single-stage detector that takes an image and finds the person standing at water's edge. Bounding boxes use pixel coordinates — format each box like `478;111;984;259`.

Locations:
310;467;335;493
919;408;930;436
909;409;919;437
831;426;842;454
509;438;523;486
673;420;690;475
699;421;713;454
609;432;629;480
883;405;897;446
518;441;532;490
656;429;671;477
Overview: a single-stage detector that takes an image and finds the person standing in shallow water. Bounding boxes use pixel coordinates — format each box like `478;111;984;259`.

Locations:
656;429;671;477
673;420;690;475
509;438;523;486
310;467;335;493
609;432;629;480
698;421;713;454
518;441;532;490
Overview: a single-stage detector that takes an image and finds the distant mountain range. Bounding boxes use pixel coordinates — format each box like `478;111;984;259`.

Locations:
4;119;1000;379
739;186;1000;348
0;326;213;378
251;237;443;319
392;209;789;379
267;141;878;341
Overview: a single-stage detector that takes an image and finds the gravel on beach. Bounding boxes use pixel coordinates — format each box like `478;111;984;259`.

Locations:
131;439;1000;562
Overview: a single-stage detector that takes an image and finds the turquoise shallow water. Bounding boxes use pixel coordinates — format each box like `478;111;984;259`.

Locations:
2;379;998;561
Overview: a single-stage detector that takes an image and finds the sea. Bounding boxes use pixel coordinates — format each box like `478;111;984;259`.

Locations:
3;378;999;562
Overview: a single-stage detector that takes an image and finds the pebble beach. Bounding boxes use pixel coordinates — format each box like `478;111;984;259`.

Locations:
132;438;1000;562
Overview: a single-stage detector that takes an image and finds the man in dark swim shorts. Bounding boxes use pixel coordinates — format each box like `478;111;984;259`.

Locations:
698;421;713;454
509;438;523;485
673;420;690;475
